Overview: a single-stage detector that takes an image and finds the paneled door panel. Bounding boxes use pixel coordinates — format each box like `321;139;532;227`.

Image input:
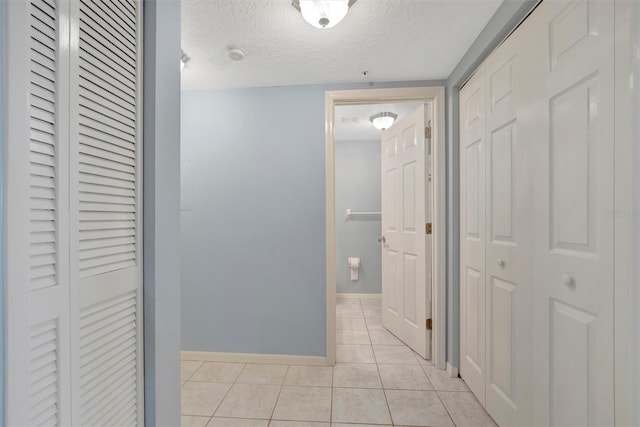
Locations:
483;22;534;426
459;66;486;404
531;1;615;425
381;104;431;358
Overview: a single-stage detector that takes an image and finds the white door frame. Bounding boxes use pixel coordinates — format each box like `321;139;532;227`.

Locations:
325;87;447;370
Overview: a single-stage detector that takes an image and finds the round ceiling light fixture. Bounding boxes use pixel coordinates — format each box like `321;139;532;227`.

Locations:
369;112;398;131
292;0;357;29
226;46;246;61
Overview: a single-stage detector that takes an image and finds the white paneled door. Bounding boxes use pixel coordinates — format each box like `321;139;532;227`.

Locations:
459;66;486;405
530;1;615;425
5;0;144;425
381;104;432;359
459;0;616;425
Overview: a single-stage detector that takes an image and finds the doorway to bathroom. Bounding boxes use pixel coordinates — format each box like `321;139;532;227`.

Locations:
325;87;447;371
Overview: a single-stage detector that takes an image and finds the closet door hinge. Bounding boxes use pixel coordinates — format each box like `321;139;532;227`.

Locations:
425;222;432;235
426;318;432;330
425;126;432;139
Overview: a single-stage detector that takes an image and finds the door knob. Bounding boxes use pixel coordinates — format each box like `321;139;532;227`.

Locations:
378;236;386;244
497;258;505;268
561;274;573;287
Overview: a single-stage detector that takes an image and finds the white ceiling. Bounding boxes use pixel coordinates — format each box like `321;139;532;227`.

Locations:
181;0;503;91
335;102;426;141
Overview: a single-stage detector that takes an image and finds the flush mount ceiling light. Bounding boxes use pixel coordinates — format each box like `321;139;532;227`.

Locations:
369;112;398;130
292;0;357;29
181;50;190;72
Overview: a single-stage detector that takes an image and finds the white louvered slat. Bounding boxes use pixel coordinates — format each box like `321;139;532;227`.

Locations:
30;320;60;427
29;0;58;293
79;292;138;426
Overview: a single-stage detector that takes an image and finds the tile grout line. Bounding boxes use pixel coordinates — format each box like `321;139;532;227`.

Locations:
365;298;395;427
208;362;247;422
267;365;289;423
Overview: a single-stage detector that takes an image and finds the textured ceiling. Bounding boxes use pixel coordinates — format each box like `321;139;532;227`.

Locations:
181;0;503;91
335;102;426;141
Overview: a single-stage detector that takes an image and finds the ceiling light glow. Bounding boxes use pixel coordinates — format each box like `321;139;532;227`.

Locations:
292;0;356;29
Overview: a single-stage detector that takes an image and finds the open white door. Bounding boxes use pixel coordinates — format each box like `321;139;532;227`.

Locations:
380;104;432;359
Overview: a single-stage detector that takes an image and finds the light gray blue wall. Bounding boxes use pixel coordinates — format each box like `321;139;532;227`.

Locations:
143;0;182;425
444;0;539;369
335;140;381;294
181;80;444;356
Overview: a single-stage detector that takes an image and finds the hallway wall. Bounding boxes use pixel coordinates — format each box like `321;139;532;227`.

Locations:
335;139;381;294
180;80;443;356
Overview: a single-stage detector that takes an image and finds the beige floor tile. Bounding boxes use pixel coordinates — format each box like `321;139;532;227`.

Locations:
336;344;376;363
215;383;281;419
284;366;332;387
332;424;390;427
336;317;367;330
181;360;205;382
364;317;384;330
272;386;332;422
385;390;454;427
190;362;245;383
336;307;364;319
373;345;418;364
336;329;370;345
414;351;433;366
236;364;289;385
270;421;328;427
368;329;403;346
359;298;382;307
362;307;382;319
422;364;470;391
182;415;210;427
333;363;382;388
182;382;232;416
378;364;434;390
438;391;497;426
208;418;268;427
336;299;361;308
331;388;392;425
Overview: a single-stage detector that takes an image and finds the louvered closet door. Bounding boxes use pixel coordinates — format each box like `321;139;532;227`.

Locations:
5;0;72;425
68;0;144;424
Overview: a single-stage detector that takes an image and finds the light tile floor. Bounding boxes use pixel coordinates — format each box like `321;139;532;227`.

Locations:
182;297;497;427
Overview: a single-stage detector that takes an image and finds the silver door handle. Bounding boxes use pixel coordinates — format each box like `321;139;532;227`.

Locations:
378;236;386;243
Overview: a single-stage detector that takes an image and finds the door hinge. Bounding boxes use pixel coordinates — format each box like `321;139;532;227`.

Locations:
425;222;432;235
426;318;432;330
425;126;432;139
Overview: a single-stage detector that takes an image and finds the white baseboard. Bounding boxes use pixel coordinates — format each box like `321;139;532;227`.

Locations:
337;293;382;299
446;361;459;378
181;351;330;366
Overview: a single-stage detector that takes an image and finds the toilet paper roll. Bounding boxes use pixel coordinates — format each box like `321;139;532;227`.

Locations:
348;257;360;281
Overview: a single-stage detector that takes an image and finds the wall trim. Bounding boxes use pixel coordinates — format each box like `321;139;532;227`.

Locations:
337;293;381;299
446;361;459;378
181;351;329;366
